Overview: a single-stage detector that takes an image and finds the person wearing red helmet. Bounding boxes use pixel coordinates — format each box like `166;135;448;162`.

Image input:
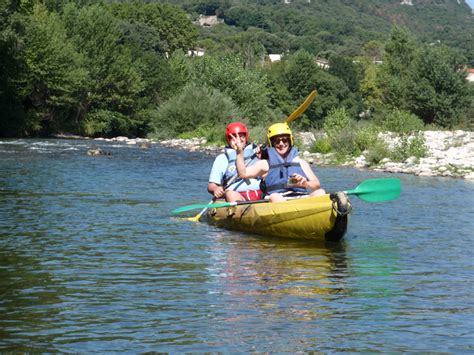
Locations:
207;122;262;202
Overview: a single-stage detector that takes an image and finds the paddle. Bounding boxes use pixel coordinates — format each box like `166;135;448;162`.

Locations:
172;178;401;214
345;178;401;202
186;90;318;222
286;90;317;124
186;199;213;222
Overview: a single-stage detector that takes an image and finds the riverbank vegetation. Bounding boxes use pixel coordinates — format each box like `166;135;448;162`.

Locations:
1;0;472;165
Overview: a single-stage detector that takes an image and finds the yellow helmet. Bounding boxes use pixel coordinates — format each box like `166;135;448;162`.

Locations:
267;123;293;146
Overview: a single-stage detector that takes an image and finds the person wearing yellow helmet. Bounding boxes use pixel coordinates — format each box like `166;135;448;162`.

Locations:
231;123;325;203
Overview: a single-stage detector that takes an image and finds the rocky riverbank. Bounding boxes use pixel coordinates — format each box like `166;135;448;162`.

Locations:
97;130;474;180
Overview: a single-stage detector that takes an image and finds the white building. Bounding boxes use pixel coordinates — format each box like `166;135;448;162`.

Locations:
269;54;283;62
466;69;474;83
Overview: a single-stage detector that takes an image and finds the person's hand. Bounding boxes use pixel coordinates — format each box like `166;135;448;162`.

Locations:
289;173;308;188
213;186;225;198
229;133;244;153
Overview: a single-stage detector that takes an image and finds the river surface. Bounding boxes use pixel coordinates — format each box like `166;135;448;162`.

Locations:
0;138;473;352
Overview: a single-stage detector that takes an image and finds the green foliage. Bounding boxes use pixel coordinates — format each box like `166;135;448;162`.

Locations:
377;27;418;111
108;2;197;53
82;109;130;137
323;107;353;138
359;61;383;110
151;83;243;138
323;107;361;156
311;137;332;154
390;133;428;162
0;0;472;138
374;109;425;133
354;123;379;152
177;124;226;146
365;140;391;166
407;44;471;128
329;127;361;157
248;125;268;145
190;55;272;125
328;55;361;92
14;4;88;135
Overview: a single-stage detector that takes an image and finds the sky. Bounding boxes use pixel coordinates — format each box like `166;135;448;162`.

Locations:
467;0;474;9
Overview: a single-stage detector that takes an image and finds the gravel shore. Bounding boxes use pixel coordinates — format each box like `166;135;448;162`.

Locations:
99;130;474;180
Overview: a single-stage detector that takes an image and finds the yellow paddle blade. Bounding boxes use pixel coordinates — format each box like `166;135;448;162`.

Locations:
186;214;201;222
286;90;317;124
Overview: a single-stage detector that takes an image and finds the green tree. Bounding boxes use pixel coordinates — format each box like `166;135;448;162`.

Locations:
283;49;319;101
359;60;383;111
190;54;272;125
329;54;361;92
63;3;147;136
151;83;243;138
377;27;418;110
0;0;25;136
14;4;88;135
408;44;471;127
282;50;362;127
108;2;198;54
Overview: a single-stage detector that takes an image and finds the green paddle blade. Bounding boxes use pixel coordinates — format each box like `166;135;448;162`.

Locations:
345;178;401;202
172;201;234;214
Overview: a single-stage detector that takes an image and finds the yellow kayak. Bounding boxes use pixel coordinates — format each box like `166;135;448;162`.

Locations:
202;194;351;242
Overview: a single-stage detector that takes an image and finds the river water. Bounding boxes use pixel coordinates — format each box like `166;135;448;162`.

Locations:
0;139;473;352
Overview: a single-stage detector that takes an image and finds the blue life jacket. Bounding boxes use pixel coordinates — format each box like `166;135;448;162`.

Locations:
264;146;307;194
223;144;259;189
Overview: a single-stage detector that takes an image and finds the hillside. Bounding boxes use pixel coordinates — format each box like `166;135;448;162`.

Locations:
167;0;474;64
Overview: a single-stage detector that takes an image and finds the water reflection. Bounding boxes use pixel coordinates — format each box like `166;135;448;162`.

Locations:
0;247;63;351
206;230;349;321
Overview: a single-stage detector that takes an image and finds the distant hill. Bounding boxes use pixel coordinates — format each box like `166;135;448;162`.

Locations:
166;0;473;64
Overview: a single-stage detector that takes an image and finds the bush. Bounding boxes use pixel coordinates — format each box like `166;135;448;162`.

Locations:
390;132;428;162
322;107;360;157
323;107;353;138
82;110;132;137
248;125;268;145
151;83;244;138
330;127;361;157
374;109;424;133
177;124;226;146
365;140;391;166
311;138;332;154
355;123;379;152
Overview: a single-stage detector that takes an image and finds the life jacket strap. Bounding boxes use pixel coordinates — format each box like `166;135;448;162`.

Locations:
268;162;300;169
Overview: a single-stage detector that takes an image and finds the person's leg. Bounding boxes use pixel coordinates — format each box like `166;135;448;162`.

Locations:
309;188;326;197
225;190;245;202
269;192;286;202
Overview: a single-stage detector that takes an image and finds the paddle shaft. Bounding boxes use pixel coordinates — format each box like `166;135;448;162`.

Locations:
173;178;401;214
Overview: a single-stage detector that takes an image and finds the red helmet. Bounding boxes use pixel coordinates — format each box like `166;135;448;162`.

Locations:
225;122;248;145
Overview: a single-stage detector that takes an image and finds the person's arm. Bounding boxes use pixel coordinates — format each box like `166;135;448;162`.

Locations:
207;155;227;198
292;159;321;192
232;134;268;179
207;182;225;198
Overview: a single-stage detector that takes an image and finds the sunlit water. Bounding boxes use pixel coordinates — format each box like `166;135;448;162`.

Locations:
0;139;473;352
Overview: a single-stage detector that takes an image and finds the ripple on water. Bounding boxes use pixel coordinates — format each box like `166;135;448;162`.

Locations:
0;139;473;352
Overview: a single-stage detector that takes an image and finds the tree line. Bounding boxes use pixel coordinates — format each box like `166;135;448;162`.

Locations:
0;0;472;139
